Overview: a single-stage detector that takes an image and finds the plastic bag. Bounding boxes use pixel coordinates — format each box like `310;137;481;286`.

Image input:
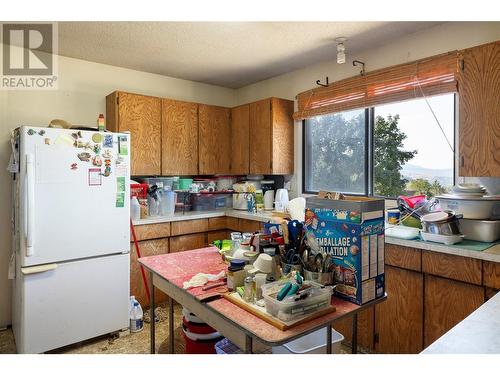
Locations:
183;270;226;289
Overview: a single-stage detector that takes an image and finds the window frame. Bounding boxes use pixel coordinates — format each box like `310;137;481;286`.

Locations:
302;94;457;198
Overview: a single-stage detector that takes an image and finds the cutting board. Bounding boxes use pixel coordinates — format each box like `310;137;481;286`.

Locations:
223;292;335;331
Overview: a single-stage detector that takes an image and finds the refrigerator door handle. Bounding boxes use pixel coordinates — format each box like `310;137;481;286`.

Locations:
26;153;35;257
21;263;57;275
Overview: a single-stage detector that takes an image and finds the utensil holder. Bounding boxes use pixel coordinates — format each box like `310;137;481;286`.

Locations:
304;269;333;286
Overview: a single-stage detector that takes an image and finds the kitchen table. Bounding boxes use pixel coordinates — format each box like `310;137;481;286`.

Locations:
138;247;387;354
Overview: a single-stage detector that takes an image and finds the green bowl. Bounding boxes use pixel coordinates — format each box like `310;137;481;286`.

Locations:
400;215;422;229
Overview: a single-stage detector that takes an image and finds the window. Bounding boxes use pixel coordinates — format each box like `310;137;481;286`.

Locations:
304;108;367;194
303;93;455;198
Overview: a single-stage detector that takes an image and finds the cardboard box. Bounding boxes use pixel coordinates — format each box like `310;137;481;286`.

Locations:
305;195;385;305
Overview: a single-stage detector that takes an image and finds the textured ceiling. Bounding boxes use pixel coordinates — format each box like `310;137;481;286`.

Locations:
58;22;444;88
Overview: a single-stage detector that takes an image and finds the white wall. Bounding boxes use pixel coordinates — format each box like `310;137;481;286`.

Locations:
234;22;500;198
0;54;236;327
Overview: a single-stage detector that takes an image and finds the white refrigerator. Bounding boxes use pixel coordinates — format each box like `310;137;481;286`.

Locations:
11;126;130;353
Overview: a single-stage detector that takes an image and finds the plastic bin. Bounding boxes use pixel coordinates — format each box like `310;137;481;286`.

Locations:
272;328;344;354
262;280;333;321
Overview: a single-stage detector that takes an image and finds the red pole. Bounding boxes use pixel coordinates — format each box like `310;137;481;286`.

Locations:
130;219;151;303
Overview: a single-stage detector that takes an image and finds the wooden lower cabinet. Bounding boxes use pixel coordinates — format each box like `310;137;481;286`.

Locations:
333;307;374;351
169;233;208;253
374;265;423;353
130;238;169;307
239;218;263;233
207;230;230;243
424;274;484;348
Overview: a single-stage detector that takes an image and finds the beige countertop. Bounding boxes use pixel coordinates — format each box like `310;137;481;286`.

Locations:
422;291;500;354
385;236;500;263
132;209;277;226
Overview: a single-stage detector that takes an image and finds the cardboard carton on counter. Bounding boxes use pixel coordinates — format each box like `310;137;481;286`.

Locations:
305;192;385;305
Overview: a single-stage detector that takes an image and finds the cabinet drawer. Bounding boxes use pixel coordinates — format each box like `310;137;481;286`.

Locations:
422;251;482;285
131;222;171;242
208;217;227;231
169;233;208;253
483;261;500;289
171;219;208;236
226;217;240;231
385;244;421;272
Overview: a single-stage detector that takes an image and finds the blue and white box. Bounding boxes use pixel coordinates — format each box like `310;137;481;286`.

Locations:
305;195;385;305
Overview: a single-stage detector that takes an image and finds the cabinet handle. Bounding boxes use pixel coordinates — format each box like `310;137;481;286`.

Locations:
460;155;464;167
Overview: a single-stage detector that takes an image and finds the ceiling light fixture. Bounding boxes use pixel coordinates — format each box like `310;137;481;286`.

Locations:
335;37;347;64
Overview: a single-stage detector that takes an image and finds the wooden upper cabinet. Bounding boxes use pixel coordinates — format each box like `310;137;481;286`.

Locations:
198;104;231;175
249;98;294;175
231;104;250;175
162;99;199;175
458;41;500;177
271;98;294;175
249;99;272;174
106;91;162;176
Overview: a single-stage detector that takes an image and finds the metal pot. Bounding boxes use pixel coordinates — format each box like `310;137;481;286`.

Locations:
421;211;462;235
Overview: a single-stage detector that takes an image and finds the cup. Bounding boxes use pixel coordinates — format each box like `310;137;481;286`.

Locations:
253;254;273;274
254;273;267;300
264;190;275;210
386;209;401;225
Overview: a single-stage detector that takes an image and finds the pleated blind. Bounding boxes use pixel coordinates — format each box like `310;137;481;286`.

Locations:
294;51;459;120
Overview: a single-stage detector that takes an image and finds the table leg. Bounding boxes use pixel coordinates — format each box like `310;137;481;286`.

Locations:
245;335;253;354
352;313;358;354
150;272;155;354
169;295;174;354
326;323;332;354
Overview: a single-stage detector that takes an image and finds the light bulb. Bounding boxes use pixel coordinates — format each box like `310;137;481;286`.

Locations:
337;42;346;64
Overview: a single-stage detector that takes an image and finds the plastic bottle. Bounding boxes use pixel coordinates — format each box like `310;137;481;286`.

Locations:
130;301;144;333
130;196;141;220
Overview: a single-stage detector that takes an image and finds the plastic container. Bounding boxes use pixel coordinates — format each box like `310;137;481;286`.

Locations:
130;301;143;333
421;231;463;245
178;178;194;191
160;190;177;217
459;219;500;242
272;328;344;354
262;280;332;321
303;270;334;286
182;328;220;354
437;195;500;220
130;197;141;221
216;176;236;191
192;194;216;211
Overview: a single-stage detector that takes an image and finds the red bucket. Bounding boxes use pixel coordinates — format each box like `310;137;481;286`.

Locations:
181;328;221;354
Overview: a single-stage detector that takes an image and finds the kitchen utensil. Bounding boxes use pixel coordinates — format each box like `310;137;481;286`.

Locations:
308;256;317;272
323;254;332;273
288;197;306;221
254;254;273;274
421;211;462;235
459;219;500;242
314;253;323;273
264;190;275;210
301;249;309;267
303;269;333;286
436;195;500;220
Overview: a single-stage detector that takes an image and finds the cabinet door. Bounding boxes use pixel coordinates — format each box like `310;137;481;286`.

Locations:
169;233;208;253
162;99;199;175
238;219;263;233
130;238;169;307
199;104;231;174
332;307;374;352
424;275;484;348
374;265;423;353
459;41;500;176
271;98;294;175
249;98;272;174
118;92;162;176
231;104;250;175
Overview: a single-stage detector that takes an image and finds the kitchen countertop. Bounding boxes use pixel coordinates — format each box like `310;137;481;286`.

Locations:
132;209;277;225
385;236;500;263
422;291;500;354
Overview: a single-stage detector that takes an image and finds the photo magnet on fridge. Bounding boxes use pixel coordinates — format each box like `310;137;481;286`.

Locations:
118;135;128;156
